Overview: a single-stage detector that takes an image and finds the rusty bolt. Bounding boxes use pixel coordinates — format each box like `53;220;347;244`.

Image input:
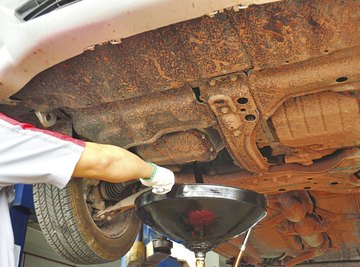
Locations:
230;75;238;81
220;107;230;114
209;80;217;86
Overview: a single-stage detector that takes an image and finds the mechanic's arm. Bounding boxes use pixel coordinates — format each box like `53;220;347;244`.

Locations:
72;142;175;194
73;142;154;181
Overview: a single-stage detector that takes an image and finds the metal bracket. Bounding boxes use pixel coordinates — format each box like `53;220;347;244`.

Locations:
201;74;269;172
95;188;150;221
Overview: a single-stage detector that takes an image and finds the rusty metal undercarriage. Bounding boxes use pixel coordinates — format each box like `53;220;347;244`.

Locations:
1;0;359;266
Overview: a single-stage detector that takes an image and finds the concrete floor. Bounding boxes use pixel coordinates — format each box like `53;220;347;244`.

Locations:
23;226;228;267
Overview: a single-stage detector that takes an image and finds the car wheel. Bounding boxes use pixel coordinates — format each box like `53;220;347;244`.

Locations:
33;178;141;264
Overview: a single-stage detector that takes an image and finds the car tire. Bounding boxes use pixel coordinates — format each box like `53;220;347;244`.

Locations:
33;178;141;264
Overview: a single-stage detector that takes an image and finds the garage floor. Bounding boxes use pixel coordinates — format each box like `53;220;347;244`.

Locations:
24;226;119;267
23;225;228;267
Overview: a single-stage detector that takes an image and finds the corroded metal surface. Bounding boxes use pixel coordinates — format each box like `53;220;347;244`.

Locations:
69;85;217;148
7;0;359;172
230;0;360;69
200;74;269;172
272;92;359;149
271;91;360;165
1;0;359;266
12;0;360;111
249;47;360;119
12;11;252;110
176;148;360;194
181;148;360;265
275;192;330;265
216;189;360;266
135;129;223;165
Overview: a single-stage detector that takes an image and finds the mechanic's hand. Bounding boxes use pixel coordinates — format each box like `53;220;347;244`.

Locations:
140;163;175;195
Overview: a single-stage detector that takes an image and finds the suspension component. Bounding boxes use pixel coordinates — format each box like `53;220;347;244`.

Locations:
99;181;139;201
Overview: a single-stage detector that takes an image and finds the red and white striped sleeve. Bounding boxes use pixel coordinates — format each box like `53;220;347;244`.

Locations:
0;113;85;189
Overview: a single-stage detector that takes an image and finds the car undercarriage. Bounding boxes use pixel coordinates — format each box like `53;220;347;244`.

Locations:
0;0;359;266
